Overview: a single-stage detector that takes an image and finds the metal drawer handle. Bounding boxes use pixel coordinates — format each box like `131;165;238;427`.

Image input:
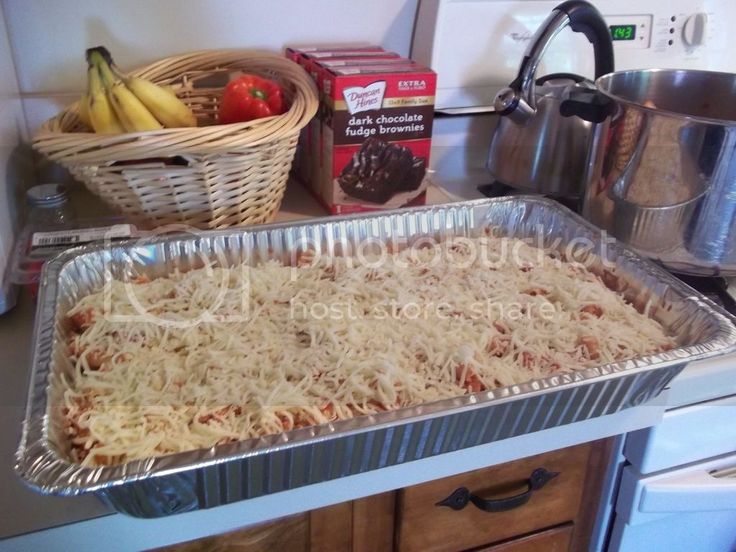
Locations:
435;468;559;513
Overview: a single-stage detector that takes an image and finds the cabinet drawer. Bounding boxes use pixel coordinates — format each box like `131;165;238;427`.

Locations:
396;443;591;552
477;523;574;552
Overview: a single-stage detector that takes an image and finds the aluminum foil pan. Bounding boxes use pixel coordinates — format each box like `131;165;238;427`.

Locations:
15;197;736;517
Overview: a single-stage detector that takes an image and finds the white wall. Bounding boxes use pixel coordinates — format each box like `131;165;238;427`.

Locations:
0;2;31;311
2;0;418;132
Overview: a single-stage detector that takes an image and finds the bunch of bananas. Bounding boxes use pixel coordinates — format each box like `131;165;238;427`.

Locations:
79;46;196;134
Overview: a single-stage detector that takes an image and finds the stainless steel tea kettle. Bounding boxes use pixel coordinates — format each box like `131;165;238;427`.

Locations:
487;0;615;198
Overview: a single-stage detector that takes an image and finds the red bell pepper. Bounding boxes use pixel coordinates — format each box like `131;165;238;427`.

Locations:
218;74;286;124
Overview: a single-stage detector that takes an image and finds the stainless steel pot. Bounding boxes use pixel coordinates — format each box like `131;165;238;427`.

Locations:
581;69;736;276
487;0;614;198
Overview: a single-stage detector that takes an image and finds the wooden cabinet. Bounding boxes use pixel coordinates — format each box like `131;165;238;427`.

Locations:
396;444;591;552
154;514;310;552
155;493;396;552
154;440;611;552
477;524;574;552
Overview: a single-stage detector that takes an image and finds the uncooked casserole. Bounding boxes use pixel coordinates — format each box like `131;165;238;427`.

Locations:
62;234;674;466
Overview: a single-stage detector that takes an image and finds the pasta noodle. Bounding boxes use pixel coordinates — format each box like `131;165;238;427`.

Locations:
62;235;674;466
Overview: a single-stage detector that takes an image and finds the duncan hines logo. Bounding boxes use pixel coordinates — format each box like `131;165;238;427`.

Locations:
343;81;386;114
398;79;427;91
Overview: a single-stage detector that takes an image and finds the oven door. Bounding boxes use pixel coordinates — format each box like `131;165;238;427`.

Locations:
610;453;736;551
624;392;736;473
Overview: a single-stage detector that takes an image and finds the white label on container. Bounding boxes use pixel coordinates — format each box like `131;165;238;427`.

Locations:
31;224;135;248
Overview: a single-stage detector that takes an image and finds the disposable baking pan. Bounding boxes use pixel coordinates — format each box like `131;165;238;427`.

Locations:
15;197;736;517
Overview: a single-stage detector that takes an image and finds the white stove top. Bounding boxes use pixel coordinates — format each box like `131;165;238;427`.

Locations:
668;354;736;408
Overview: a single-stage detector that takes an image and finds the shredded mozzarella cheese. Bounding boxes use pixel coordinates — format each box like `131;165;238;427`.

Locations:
62;236;674;466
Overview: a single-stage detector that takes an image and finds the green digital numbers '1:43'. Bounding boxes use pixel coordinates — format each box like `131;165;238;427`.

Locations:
610;24;637;41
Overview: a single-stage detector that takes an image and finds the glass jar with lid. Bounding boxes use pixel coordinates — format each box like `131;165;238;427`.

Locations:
8;183;78;297
25;183;76;230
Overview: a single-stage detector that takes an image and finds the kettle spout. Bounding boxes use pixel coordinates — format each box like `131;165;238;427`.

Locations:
494;86;535;124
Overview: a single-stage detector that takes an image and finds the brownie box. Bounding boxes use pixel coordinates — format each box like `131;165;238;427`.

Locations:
285;45;384;63
285;46;389;190
304;55;405;196
296;48;396;83
318;64;436;214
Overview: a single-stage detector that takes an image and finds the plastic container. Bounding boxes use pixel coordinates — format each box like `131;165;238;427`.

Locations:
10;184;134;296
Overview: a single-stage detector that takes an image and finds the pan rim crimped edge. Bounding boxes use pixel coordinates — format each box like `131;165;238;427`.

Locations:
14;196;736;496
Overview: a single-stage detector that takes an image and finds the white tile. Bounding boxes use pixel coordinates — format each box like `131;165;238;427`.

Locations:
0;98;25;144
0;2;30;292
2;0;417;94
0;2;19;99
20;95;76;135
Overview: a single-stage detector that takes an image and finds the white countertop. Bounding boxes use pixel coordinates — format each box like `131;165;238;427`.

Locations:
1;181;733;551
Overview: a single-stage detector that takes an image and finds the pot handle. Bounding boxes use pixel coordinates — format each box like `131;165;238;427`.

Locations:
495;0;614;120
560;88;616;123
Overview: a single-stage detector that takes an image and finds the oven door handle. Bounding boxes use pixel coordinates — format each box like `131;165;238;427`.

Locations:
639;468;736;513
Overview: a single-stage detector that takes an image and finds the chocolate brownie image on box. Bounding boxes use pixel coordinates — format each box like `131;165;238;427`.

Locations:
338;138;426;204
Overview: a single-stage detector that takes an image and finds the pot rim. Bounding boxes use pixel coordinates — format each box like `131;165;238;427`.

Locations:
596;68;736;126
611;188;707;211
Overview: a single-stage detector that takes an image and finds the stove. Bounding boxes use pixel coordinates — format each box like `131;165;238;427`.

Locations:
477;181;581;212
477;182;736;317
676;275;736;315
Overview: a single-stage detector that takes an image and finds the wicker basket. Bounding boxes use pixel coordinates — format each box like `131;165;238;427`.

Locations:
33;50;318;229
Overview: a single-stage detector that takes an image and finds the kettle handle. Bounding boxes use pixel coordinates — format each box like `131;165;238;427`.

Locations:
557;1;615;78
496;0;614;119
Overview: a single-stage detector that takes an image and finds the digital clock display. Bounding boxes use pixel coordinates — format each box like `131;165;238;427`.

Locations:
610;24;637;41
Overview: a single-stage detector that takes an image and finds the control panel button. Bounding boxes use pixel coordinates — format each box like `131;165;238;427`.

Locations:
682;12;707;47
